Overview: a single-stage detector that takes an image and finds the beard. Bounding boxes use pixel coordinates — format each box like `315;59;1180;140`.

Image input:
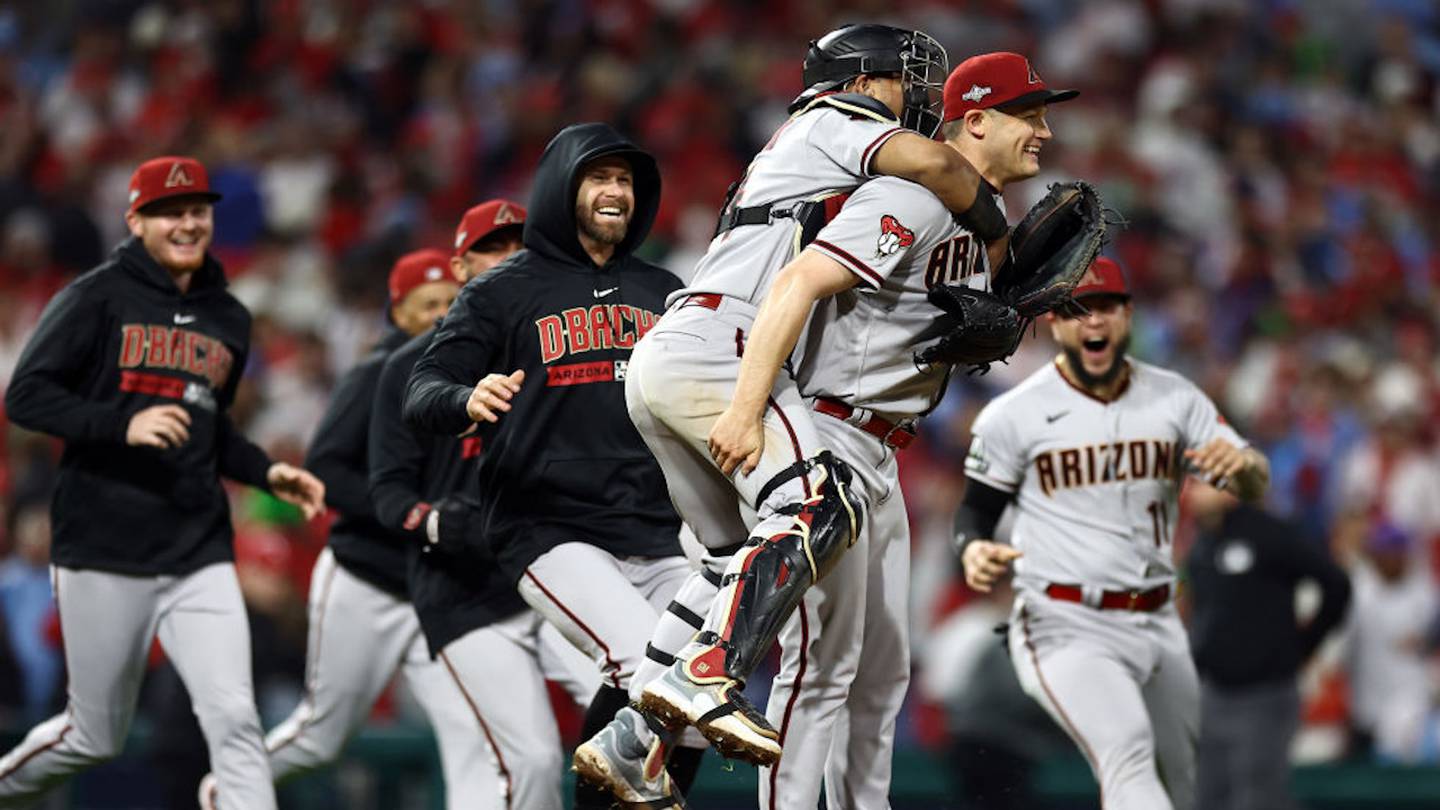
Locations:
576;202;629;246
1062;333;1131;389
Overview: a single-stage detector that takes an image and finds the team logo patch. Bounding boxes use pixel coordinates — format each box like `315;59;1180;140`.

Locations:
1026;60;1041;84
965;437;989;474
454;230;468;249
961;84;992;103
425;265;444;281
876;215;914;257
164;162;194;188
493;202;521;225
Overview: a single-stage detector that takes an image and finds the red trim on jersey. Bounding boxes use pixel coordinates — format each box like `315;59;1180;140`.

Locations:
266;554;340;756
860;127;905;176
119;370;187;399
768;607;810;809
523;569;623;689
810;239;884;289
1020;605;1103;806
440;651;513;809
1052;358;1132;404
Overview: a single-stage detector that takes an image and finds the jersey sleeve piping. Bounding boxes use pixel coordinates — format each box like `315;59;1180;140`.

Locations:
860;127;906;177
964;470;1019;494
809;239;884;290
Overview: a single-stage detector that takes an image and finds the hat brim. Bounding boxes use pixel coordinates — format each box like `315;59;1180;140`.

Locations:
994;88;1079;111
458;221;525;255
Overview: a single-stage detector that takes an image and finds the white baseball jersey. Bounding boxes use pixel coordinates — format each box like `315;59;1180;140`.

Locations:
796;176;990;419
966;359;1246;590
674;97;906;307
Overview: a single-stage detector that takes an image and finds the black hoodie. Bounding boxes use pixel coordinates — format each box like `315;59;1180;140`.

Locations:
404;123;682;580
5;237;272;575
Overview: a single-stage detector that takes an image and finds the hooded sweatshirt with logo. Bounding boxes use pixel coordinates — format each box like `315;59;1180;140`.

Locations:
5;237;273;575
404;123;682;581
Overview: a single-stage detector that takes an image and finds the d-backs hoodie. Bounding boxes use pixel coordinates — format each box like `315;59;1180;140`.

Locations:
5;237;272;575
404;122;683;581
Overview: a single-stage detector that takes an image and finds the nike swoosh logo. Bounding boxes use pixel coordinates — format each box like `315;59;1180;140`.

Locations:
593;287;619;298
1045;411;1069;424
173;314;196;325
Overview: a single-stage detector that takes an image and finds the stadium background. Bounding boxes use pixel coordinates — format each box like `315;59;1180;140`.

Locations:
0;0;1438;807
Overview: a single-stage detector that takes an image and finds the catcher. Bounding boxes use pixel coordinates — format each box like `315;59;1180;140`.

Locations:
579;51;1103;809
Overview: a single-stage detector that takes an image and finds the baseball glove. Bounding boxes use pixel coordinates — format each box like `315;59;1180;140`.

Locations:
995;181;1107;318
915;286;1025;373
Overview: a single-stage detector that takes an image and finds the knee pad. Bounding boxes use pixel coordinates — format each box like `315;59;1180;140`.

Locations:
704;451;865;680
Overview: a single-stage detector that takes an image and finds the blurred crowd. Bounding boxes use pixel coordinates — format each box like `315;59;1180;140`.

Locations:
0;0;1438;792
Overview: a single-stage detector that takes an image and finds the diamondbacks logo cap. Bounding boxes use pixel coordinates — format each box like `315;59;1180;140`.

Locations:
388;248;455;306
127;156;222;214
942;52;1078;122
454;199;526;257
1072;256;1130;300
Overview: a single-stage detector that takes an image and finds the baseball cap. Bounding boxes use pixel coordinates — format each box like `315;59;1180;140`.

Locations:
1072;257;1130;300
454;199;526;257
388;249;455;306
127;156;222;214
942;52;1078;122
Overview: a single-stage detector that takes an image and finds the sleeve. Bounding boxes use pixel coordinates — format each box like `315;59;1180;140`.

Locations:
370;349;434;544
1263;515;1352;660
403;282;502;436
217;414;273;490
1180;381;1247;452
4;281;130;444
302;362;381;517
963;400;1027;493
806;179;949;292
809;111;907;178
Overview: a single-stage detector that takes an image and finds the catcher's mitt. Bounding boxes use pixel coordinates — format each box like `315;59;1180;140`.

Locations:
995;181;1107;318
916;286;1024;373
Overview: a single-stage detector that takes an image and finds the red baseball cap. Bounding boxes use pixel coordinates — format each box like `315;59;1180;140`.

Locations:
1072;257;1130;300
127;156;222;214
388;249;456;306
454;199;526;257
942;52;1078;122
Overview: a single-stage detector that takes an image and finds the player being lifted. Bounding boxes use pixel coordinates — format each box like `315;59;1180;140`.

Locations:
958;257;1270;810
573;25;1023;805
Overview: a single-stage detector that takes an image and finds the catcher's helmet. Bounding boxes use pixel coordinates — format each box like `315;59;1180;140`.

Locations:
791;23;949;138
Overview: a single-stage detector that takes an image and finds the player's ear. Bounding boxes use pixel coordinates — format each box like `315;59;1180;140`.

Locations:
963;109;989;140
124;210;144;238
449;255;468;283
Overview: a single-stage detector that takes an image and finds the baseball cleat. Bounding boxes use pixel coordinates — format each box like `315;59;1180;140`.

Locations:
573;706;689;809
197;773;218;810
639;649;781;766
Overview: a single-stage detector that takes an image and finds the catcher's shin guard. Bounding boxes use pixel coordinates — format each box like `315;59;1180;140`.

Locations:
703;450;865;681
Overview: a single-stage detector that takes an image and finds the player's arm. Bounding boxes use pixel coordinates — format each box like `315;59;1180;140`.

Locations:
954;479;1021;593
869;132;1008;243
404;281;518;434
5;282;131;444
371;348;437;543
303;360;382;518
709;251;859;476
213;355;324;517
1180;387;1270;502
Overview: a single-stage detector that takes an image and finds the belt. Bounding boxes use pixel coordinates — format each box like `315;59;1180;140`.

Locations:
812;397;916;450
681;293;723;310
1044;582;1171;612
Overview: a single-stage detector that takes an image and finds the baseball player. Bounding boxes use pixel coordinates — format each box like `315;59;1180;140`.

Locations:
958;257;1271;810
576;27;1015;793
196;246;478;808
368;200;598;810
0;156;324;810
403;123;699;810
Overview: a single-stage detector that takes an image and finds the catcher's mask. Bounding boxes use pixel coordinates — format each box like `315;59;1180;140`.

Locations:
793;24;949;138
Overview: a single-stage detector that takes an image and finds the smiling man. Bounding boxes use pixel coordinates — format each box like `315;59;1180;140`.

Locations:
0;155;325;809
403;124;697;810
956;256;1270;810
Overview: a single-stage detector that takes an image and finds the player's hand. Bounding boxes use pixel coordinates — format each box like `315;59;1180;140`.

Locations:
466;369;525;423
1183;438;1248;490
709;407;765;477
962;540;1022;593
125;404;192;449
267;462;326;520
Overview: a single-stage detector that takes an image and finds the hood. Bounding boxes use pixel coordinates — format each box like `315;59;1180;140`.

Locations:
523;122;662;269
116;236;228;296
